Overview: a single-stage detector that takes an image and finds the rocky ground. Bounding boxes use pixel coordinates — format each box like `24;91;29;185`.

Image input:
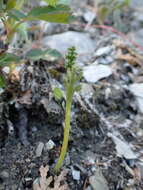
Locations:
1;0;143;190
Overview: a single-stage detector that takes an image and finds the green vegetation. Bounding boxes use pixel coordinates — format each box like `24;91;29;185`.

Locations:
54;47;82;173
0;0;72;87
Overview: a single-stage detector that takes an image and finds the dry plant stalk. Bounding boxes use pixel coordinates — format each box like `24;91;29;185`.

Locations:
33;165;69;190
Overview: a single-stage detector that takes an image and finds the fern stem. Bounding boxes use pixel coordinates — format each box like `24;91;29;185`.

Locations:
54;81;73;173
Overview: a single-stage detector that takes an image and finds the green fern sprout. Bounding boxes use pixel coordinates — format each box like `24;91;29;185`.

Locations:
54;47;82;173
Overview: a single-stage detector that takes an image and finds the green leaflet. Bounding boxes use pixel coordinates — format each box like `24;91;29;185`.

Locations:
25;48;62;60
6;0;17;10
53;87;64;100
8;9;26;21
0;74;6;88
0;53;20;66
27;5;72;23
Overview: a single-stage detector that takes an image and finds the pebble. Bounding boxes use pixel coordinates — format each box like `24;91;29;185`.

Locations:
85;150;96;164
98;56;113;65
108;132;137;159
83;64;112;83
80;83;94;98
72;168;80;181
0;88;4;94
95;46;113;57
83;10;96;23
45;140;55;151
35;142;44;157
2;66;10;74
89;169;109;190
85;186;92;190
0;170;9;178
129;83;143;113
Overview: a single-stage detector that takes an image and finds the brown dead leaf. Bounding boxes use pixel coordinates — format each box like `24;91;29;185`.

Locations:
33;165;69;190
10;68;20;82
113;39;143;66
116;52;141;65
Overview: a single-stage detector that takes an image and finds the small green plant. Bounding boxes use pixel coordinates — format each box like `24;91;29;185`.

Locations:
54;47;82;173
0;0;73;87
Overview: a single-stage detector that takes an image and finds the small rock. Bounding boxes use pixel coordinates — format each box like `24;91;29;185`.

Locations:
134;12;143;22
83;64;112;83
127;179;135;186
108;133;137;159
0;88;4;94
105;56;114;64
0;170;9;178
74;164;87;174
80;83;94;98
85;186;92;190
32;127;38;132
2;66;10;74
72;168;80;181
83;10;96;23
95;46;113;57
129;83;143;113
25;158;31;163
89;169;109;190
45;140;55;151
98;56;114;65
64;153;71;166
25;177;33;187
36;142;44;157
85;150;96;164
136;129;143;137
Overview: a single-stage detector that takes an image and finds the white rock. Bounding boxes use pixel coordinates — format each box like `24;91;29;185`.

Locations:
129;83;143;113
108;133;137;159
36;142;44;157
83;64;112;83
83;11;96;23
45;140;55;151
0;88;4;94
2;67;10;74
85;186;92;190
42;31;95;62
89;169;109;190
95;46;113;57
80;83;94;98
72;169;80;180
0;171;9;178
